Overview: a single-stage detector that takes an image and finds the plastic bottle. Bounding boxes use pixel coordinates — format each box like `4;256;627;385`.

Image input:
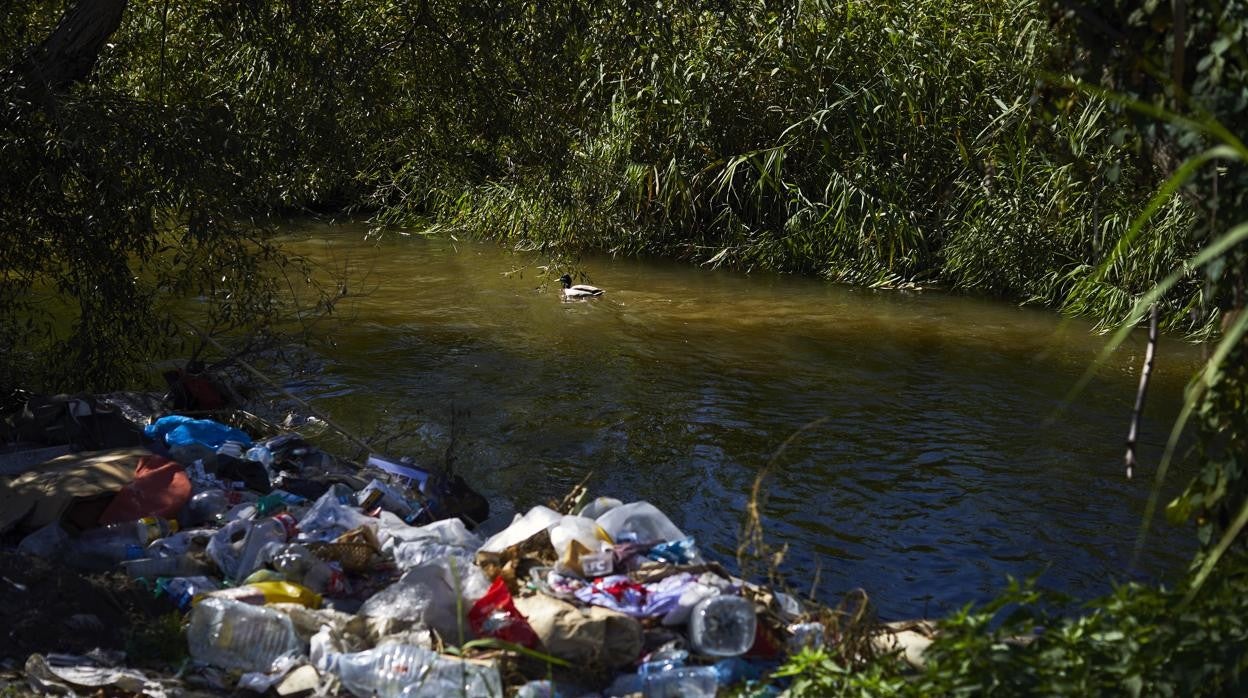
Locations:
245;444;275;468
185;490;229;526
255;492;289;516
333;644;503;698
687;595;757;657
638;649;688;677
515;680;558;698
642;666;718;698
71;517;179;568
186;597;302;672
268;543;346;595
122;555;208;579
234;513;298;583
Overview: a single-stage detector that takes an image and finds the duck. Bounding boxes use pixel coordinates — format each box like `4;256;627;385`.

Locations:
559;273;605;300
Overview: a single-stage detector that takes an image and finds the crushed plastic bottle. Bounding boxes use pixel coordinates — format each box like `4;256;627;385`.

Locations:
186;597;302;672
267;543;346;595
233;513;298;582
332;644;503;698
688;595;757;657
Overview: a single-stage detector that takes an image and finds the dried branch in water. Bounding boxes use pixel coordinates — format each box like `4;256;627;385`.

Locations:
1125;304;1160;479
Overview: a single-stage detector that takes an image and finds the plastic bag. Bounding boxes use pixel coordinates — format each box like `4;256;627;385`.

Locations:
298;490;375;543
467;577;540;648
359;566;464;641
206;519;251;579
595;501;686;545
478;505;561;554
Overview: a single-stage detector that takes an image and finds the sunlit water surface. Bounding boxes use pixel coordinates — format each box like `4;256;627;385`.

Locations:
273;221;1203;619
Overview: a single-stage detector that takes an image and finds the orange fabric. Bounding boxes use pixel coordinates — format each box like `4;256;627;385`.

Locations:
97;455;192;524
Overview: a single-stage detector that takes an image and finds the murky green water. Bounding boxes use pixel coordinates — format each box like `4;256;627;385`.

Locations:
275;221;1203;619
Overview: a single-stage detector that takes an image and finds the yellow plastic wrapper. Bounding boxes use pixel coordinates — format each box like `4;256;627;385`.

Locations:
196;580;322;609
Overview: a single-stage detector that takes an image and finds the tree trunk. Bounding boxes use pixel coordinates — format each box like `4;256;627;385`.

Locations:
7;0;129;97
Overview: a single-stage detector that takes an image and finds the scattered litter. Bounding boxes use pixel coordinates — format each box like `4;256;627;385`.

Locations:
1;399;888;696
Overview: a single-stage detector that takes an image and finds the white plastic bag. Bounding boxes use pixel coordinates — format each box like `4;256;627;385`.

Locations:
478;505;561;554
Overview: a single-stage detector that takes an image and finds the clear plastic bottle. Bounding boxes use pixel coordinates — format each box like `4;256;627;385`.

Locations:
71;517;179;568
687;595;757;657
185;490;229;526
334;644;502;698
186;597;302;672
122;555;207;579
642;666;718;698
268;543;346;595
233;513;298;583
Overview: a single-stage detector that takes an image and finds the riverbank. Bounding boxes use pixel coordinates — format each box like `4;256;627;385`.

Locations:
0;392;939;696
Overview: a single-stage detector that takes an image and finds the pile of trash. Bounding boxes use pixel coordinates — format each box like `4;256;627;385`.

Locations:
0;400;835;697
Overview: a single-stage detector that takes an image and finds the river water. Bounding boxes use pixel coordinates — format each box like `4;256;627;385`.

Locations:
275;221;1202;620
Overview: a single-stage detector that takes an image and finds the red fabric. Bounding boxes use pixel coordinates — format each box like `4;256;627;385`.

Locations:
468;577;541;648
97;455;192;524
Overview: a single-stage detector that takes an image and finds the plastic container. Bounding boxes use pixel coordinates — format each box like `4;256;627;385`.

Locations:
333;644;503;698
579;551;614;577
595;502;685;545
688;595;756;657
550;515;611;576
642;665;718;698
234;513;298;582
186;597;301;672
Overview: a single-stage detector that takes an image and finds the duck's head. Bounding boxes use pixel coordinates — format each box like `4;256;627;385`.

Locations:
559;273;573;289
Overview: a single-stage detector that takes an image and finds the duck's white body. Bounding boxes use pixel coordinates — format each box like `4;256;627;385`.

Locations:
559;274;604;300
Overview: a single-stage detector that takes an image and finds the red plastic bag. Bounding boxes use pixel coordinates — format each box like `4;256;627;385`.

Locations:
468;577;541;648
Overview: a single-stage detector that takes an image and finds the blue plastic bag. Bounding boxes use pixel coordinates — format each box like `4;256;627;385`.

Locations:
145;415;253;450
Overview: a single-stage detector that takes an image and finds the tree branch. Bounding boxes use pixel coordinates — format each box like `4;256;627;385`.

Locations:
7;0;129;98
1125;304;1160;479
